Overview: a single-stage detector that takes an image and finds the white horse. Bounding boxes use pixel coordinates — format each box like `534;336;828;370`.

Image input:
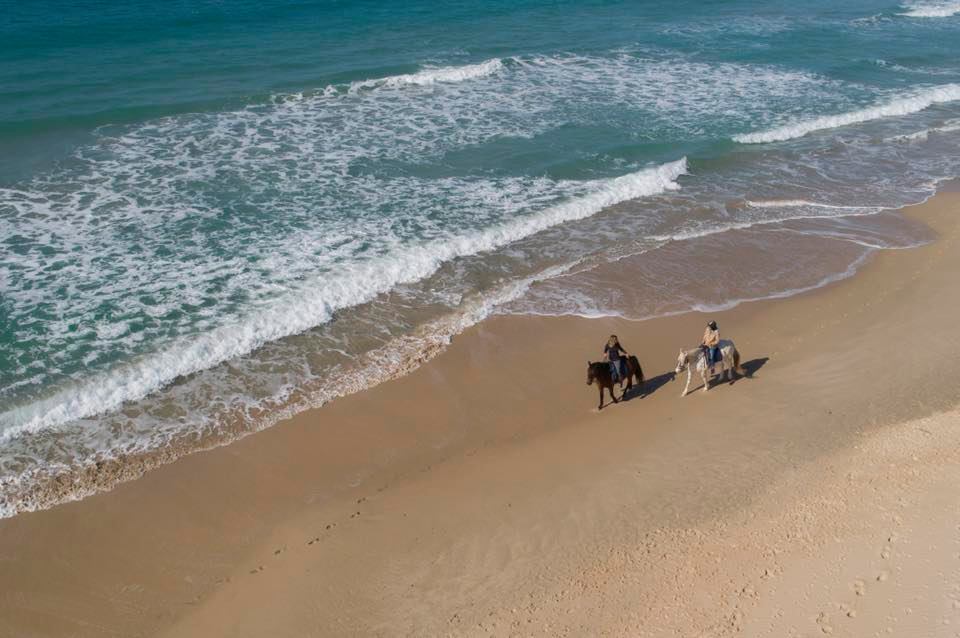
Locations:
674;339;746;396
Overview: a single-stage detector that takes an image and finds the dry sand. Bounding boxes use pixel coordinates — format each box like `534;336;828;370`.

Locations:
2;191;960;637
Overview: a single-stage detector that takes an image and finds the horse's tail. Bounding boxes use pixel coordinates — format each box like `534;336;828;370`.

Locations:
733;348;747;376
630;355;644;384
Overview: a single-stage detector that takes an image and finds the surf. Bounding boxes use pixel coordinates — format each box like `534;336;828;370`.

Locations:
899;0;960;17
0;158;687;441
345;58;505;93
734;84;960;144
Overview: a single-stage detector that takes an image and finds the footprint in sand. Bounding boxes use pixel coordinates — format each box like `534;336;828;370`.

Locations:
249;566;264;575
273;546;286;556
838;603;854;618
307;536;320;546
854;579;866;596
816;611;834;634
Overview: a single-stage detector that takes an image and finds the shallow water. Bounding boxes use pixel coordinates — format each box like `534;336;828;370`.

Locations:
1;0;959;516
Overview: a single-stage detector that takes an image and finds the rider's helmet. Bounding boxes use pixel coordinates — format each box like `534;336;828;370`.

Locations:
707;321;718;330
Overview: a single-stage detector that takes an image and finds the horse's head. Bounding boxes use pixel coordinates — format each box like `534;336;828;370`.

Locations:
674;349;688;375
586;361;596;386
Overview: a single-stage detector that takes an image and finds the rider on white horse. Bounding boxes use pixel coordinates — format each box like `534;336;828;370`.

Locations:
675;329;745;396
701;321;720;374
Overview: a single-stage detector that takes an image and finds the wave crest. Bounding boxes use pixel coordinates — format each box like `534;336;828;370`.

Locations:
899;0;960;17
734;84;960;144
346;58;504;93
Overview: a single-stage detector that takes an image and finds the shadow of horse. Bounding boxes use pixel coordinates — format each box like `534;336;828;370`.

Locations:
740;357;768;379
621;371;675;402
684;356;769;394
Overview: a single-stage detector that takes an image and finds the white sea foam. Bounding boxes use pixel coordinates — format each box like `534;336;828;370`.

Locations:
884;119;960;142
767;227;925;251
899;0;960;17
647;207;885;244
511;53;847;132
746;199;871;210
734;84;960;144
346;58;504;93
867;58;926;74
0;159;686;440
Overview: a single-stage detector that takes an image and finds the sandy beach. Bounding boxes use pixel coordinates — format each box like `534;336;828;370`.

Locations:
3;188;960;637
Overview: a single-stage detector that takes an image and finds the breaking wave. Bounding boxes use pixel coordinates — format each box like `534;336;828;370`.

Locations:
734;84;960;143
899;0;960;17
345;58;505;93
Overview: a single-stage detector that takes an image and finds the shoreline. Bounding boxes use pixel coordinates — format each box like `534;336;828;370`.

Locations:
0;193;940;520
2;189;960;635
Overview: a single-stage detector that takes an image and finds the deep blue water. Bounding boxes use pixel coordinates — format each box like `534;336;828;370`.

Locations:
1;0;959;515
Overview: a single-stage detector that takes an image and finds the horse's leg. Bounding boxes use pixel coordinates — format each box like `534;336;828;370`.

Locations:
598;384;604;410
682;368;692;396
611;384;619;404
702;366;710;392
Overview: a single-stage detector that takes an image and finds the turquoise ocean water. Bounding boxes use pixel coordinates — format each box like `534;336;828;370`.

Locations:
2;0;959;516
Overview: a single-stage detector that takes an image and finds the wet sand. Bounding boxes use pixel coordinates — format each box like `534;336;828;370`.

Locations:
2;191;960;637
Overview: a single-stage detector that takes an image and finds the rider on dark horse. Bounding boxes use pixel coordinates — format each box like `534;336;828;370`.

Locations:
701;320;720;374
603;335;631;382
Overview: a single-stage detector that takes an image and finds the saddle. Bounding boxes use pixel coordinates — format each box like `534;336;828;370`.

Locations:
609;359;626;380
702;345;721;364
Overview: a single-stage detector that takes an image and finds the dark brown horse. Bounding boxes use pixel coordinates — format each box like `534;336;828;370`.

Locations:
586;356;645;410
